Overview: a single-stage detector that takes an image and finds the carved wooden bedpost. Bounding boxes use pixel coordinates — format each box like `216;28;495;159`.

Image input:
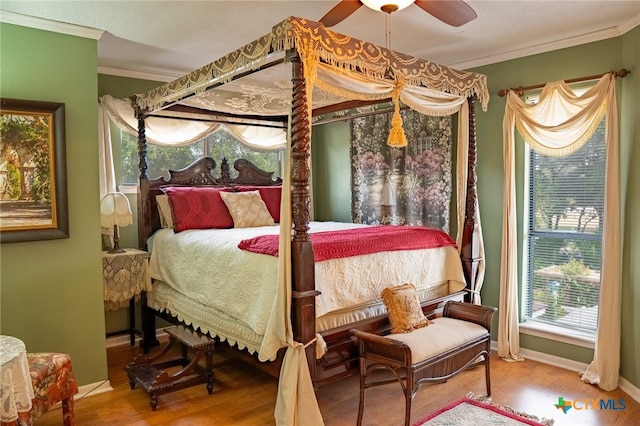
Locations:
289;50;320;382
134;103;159;351
460;97;482;303
135;104;151;250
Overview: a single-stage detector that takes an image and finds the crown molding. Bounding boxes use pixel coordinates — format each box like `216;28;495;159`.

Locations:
97;66;176;83
451;14;640;70
0;10;103;40
619;10;640;34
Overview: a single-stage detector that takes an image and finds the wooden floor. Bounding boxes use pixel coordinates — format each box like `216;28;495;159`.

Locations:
36;342;639;426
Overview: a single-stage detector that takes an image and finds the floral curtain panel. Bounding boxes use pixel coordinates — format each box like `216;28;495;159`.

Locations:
351;110;452;230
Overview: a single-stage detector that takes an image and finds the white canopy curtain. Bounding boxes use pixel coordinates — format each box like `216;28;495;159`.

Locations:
313;62;486;302
99;95;287;150
499;74;621;391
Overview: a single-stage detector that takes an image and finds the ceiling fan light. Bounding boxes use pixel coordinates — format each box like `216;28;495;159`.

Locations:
361;0;415;13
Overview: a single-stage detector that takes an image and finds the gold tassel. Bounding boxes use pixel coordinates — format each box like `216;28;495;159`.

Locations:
387;79;407;147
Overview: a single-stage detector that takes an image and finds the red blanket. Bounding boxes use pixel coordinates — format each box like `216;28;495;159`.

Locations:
238;225;456;261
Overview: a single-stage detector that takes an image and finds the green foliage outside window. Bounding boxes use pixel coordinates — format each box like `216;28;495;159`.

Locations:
526;119;605;331
120;129;283;184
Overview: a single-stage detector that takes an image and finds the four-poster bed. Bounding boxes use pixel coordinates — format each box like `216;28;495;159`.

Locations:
131;16;489;398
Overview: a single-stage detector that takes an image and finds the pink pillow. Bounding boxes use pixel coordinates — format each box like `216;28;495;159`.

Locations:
162;186;233;232
235;186;282;222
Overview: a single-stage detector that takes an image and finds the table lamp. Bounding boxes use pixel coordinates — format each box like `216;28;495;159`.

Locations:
100;192;133;253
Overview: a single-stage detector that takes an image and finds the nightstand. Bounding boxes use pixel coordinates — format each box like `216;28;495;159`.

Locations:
102;248;152;346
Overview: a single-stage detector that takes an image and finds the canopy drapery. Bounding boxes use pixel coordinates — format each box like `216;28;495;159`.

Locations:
99;94;287;149
131;16;489;425
134;17;489;114
500;73;621;391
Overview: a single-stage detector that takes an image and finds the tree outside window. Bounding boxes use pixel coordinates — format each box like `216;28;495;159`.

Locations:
120;130;283;184
525;119;605;332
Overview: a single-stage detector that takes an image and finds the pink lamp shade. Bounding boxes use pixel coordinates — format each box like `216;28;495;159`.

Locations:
100;192;132;253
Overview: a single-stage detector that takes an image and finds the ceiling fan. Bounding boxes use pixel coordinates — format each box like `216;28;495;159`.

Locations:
319;0;477;28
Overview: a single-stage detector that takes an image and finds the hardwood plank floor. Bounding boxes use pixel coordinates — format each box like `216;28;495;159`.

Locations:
35;343;639;425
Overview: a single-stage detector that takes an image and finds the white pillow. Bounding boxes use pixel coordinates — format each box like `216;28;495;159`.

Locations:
156;194;174;229
219;190;275;228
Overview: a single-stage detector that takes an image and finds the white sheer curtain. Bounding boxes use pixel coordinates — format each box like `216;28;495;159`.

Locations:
500;74;621;391
99;95;286;149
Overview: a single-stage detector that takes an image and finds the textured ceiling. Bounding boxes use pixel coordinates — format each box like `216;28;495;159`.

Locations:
1;1;639;81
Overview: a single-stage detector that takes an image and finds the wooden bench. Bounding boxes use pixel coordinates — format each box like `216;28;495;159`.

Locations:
124;325;215;411
350;301;497;426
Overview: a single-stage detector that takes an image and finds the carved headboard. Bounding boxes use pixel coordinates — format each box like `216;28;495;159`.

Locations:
138;157;282;249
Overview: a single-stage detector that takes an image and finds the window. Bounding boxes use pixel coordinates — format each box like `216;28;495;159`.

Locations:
523;118;605;335
119;129;284;185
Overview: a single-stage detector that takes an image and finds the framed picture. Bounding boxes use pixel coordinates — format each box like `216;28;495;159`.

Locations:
0;98;69;242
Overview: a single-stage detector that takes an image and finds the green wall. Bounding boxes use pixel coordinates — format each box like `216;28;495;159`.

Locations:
312;29;640;388
312;121;352;222
0;23;107;385
619;24;639;389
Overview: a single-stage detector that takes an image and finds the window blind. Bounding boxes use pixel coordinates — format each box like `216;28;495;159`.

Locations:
525;119;605;332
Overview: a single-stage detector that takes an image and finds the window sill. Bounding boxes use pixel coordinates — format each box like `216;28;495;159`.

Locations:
519;321;595;349
118;184;138;195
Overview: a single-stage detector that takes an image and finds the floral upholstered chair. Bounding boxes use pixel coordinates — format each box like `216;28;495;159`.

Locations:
16;353;78;426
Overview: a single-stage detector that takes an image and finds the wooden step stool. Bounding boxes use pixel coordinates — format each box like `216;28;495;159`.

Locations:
124;325;215;411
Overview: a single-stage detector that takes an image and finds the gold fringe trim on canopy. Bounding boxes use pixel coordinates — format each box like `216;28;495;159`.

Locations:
134;16;489;114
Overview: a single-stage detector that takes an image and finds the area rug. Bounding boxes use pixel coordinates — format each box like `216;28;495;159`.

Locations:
414;393;555;426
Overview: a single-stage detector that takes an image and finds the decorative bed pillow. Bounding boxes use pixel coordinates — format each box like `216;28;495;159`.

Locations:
381;283;433;333
235;186;282;222
156;194;174;229
219;190;275;228
162;186;234;232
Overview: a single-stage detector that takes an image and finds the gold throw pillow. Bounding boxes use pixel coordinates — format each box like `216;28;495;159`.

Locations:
381;283;433;333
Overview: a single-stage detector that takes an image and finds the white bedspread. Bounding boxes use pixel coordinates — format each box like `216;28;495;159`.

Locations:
147;222;466;360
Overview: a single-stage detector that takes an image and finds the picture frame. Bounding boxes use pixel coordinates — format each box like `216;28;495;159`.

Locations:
0;98;69;243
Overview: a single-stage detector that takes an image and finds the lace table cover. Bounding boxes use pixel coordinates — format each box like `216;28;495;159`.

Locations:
102;249;152;311
0;335;34;422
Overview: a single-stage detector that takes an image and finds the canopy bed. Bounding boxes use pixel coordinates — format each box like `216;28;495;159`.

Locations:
131;16;489;423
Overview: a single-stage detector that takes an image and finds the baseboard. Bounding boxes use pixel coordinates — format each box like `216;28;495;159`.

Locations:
490;340;640;404
49;380;114;409
619;377;640;404
105;334;141;348
76;380;113;399
105;329;169;348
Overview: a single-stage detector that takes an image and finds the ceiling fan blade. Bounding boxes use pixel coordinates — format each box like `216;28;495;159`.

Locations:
414;0;477;27
319;0;363;27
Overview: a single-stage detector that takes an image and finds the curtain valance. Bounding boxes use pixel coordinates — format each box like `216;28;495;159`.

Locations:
506;75;612;157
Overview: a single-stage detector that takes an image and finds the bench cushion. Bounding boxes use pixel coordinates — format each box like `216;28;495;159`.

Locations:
386;317;488;363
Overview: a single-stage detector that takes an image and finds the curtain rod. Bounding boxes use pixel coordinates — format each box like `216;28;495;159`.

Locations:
497;68;630;97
